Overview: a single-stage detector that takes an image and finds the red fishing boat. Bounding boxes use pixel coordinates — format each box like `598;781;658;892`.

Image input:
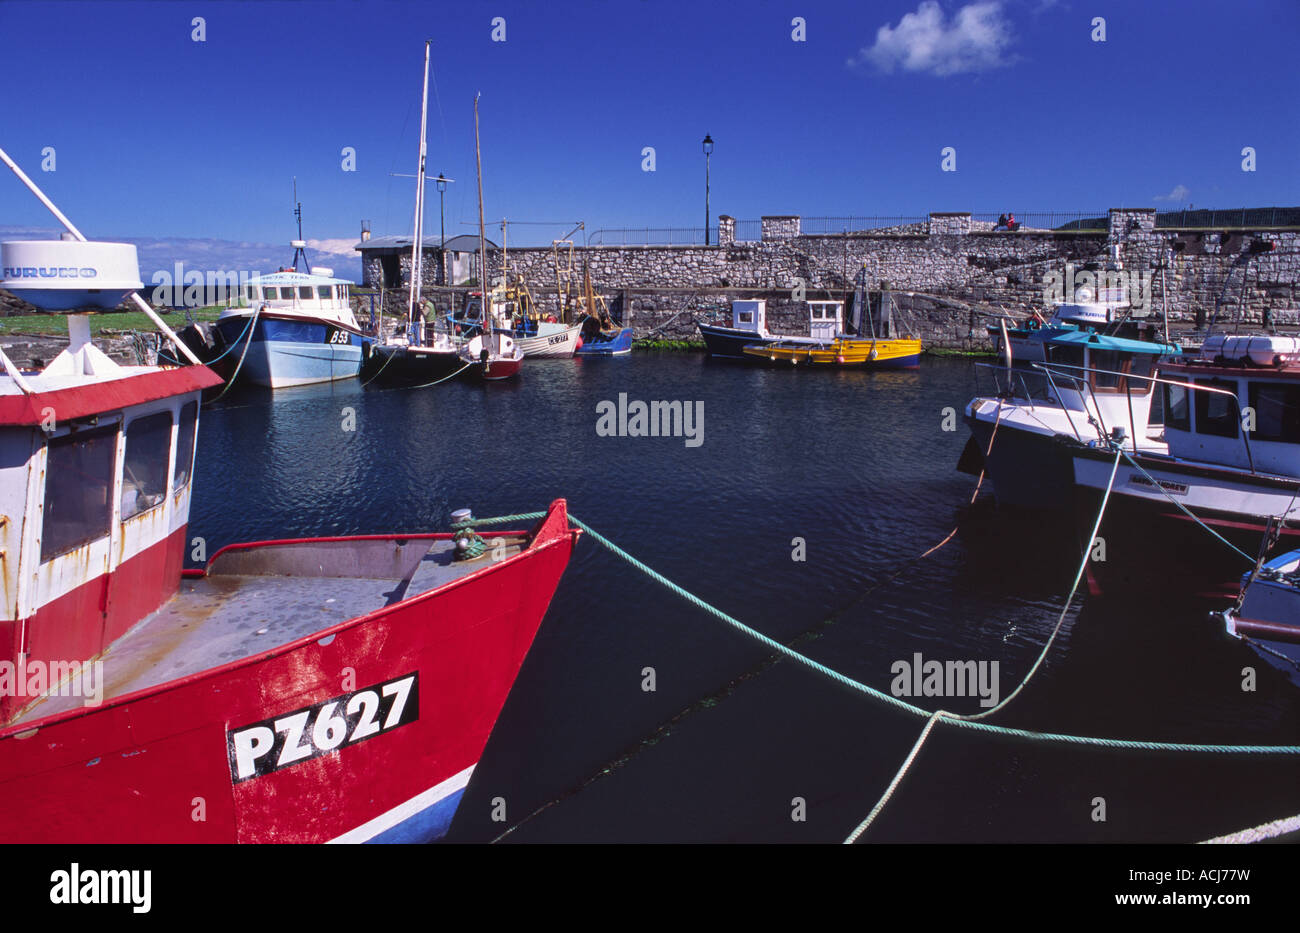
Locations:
0;147;578;843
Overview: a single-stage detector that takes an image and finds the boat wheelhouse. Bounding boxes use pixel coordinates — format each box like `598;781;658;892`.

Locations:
959;284;1178;510
1069;334;1300;597
212;269;371;388
0;144;579;843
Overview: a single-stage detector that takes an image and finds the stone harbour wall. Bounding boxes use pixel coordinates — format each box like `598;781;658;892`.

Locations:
363;208;1300;350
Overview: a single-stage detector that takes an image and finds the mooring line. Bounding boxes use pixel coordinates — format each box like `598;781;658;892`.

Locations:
470;450;1300;844
1200;812;1300;844
1116;448;1256;564
473;505;1300;752
204;304;261;405
842;445;1122;842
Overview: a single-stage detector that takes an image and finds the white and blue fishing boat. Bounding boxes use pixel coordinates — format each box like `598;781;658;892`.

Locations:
214;268;371;388
958;282;1179;510
197;187;371;389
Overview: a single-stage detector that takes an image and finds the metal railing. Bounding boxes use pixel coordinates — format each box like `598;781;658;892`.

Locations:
800;216;929;235
586;226;718;246
1154;207;1300;229
1032;361;1257;473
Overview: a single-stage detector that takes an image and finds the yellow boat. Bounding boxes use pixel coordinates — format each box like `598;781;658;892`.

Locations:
743;337;922;369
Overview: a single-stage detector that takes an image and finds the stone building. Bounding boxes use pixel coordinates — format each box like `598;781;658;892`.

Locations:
355;233;499;290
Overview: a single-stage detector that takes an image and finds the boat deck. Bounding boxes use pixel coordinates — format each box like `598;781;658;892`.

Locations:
11;533;528;727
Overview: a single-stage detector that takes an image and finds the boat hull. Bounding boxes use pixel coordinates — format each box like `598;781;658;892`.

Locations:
361;343;467;388
1071;450;1300;599
516;324;582;358
575;326;633;356
742;338;922;368
964;413;1076;512
0;504;578;843
698;323;774;360
215;314;369;388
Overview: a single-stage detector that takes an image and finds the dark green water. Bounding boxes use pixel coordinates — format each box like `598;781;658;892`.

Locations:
191;353;1300;842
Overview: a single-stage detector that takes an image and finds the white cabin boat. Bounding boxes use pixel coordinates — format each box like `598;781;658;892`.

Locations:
215;268;370;388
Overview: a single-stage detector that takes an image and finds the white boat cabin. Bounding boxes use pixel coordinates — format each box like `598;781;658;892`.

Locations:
808;301;843;341
729;300;769;336
0;314;219;722
235;270;360;328
1159;335;1300;477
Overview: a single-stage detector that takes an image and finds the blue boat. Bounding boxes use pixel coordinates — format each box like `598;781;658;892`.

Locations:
213;270;372;388
575;323;632;356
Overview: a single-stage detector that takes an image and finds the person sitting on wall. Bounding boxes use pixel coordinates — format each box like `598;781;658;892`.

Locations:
1006;212;1019;231
996;213;1008;230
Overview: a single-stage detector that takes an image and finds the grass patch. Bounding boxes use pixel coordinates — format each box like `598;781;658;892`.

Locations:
0;307;224;337
632;338;705;351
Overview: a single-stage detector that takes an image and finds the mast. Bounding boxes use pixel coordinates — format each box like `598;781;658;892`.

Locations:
474;93;492;354
291;178;311;274
408;40;431;345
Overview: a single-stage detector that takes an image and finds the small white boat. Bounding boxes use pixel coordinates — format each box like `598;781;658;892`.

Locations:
515;321;583;358
1219;548;1300;687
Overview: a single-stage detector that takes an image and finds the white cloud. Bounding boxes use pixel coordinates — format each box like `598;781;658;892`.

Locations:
849;1;1016;77
306;237;363;259
1153;184;1190;202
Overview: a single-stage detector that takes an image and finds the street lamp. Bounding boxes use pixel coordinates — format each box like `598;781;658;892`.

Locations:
435;173;452;284
702;134;714;245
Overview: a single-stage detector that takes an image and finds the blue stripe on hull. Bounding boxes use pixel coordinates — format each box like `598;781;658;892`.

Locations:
872;353;921;369
364;787;466;844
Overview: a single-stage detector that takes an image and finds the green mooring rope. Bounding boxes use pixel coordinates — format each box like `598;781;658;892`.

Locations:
469;510;1300;758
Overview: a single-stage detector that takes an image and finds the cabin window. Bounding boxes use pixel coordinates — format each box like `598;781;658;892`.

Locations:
298;286;314;300
738;311;754;324
317;286;332;299
1089;350;1128;391
1045;343;1085;380
41;425;117;562
1164;383;1191;431
245;286;259;301
121;412;173;520
279;287;296;300
1248;382;1300;443
173;401;198;488
1127;354;1156;395
1194;378;1239;438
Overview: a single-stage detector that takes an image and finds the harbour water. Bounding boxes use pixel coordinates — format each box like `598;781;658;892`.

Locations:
192;354;1300;842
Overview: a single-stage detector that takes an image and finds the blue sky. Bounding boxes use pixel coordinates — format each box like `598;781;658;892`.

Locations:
3;0;1297;278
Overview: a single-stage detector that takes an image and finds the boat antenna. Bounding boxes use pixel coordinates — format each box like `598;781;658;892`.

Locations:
0;146;201;364
407;40;432;345
290;178;312;274
474;92;492;355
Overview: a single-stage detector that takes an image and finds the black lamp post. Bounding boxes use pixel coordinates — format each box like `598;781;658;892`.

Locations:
702;134;714;245
435;173;450;283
